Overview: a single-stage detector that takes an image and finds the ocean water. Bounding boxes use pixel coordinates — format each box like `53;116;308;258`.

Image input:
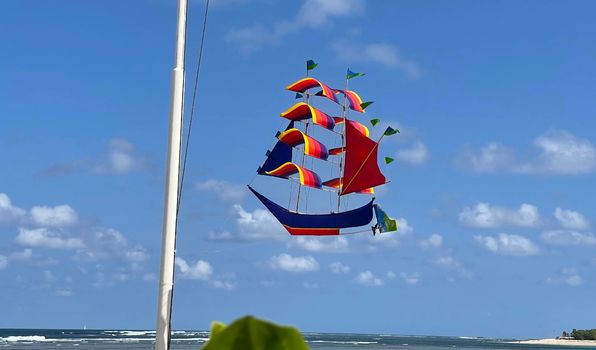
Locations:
0;329;593;350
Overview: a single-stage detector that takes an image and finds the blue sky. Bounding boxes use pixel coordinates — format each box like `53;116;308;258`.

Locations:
1;0;596;339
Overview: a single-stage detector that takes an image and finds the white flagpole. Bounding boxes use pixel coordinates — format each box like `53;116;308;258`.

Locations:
155;0;187;349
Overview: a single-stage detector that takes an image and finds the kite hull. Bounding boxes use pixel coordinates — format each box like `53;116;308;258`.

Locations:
248;186;374;236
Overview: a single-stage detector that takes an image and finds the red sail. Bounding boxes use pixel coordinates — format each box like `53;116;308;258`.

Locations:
341;120;386;195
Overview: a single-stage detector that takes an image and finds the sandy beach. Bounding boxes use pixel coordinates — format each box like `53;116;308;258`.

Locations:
514;339;596;347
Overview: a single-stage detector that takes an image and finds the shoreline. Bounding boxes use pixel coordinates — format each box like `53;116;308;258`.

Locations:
512;338;596;347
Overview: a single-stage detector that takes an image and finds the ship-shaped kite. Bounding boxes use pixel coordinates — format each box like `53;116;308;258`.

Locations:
249;61;398;236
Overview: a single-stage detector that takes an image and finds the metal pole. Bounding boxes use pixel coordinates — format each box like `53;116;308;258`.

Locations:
155;0;187;349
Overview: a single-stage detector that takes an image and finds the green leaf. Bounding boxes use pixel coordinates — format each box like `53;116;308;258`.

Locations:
370;118;380;126
210;321;226;340
384;126;400;136
360;101;374;110
384;157;394;164
202;316;309;350
306;60;318;71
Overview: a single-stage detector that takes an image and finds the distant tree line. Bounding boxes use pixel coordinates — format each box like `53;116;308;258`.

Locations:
561;329;596;340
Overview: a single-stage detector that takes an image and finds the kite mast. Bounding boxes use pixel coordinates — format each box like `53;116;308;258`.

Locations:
294;63;311;212
155;0;186;349
337;74;349;212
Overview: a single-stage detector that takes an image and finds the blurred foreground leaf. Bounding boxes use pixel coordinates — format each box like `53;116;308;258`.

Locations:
202;316;309;350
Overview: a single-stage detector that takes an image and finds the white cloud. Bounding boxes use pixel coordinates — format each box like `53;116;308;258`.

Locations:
396;141;428;165
541;230;596;246
329;261;350;274
554;208;589;230
302;282;319;289
400;272;420;285
332;41;421;78
207;230;234;241
95;139;146;175
474;233;540;256
387;271;396;279
0;255;7;270
212;279;238;290
355;271;384;287
226;0;364;54
196;180;246;202
459;203;541;228
15;228;84;250
0;193;26;223
434;255;474;280
420;234;443;248
10;248;33;261
75;228;150;271
233;205;285;240
290;236;349;253
548;268;583;287
30;205;78;227
175;257;213;280
270;253;319;273
455;130;596;175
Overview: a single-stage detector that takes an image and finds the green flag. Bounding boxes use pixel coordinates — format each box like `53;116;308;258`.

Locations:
360;101;374;110
295;93;303;99
384;157;394;164
347;68;365;80
384;126;400;136
306;60;318;71
370;118;380;126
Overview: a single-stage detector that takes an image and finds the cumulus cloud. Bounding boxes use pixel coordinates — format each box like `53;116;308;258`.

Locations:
554;208;589;230
207;230;234;241
329;261;350;274
332;40;421;78
395;141;428;165
226;0;365;54
175;257;213;280
548;268;583;287
435;255;474;279
459;203;540;228
400;272;420;285
15;228;84;250
290;237;349;253
95;138;147;175
212;279;238;290
10;248;33;261
455;130;596;175
355;271;384;287
0;193;26;224
420;234;443;248
30;205;78;227
196;179;246;202
270;253;319;272
75;228;149;270
474;233;540;256
233;205;285;240
0;255;7;270
540;230;596;246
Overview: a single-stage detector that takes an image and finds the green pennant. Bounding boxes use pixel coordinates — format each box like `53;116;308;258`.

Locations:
370;118;380;126
384;157;395;164
347;68;365;80
306;60;318;71
360;101;374;110
295;93;303;99
384;126;400;136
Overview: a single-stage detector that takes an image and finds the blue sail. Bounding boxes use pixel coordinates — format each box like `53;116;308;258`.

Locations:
248;186;374;235
259;121;294;174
